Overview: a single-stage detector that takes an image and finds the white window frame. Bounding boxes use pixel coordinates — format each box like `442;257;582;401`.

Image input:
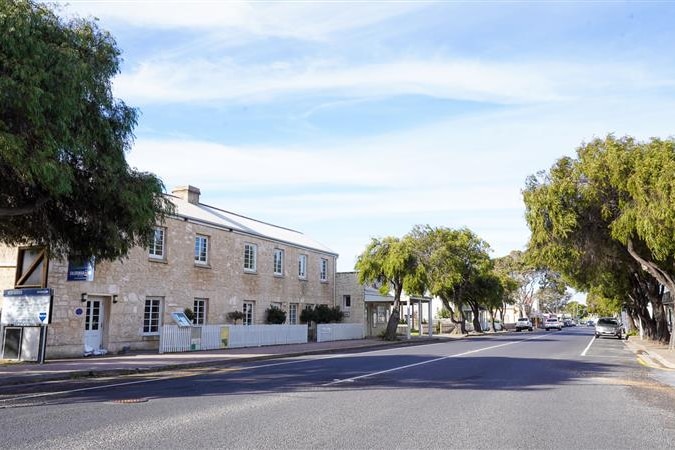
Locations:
273;249;284;276
243;301;254;325
343;294;351;311
143;297;162;335
194;235;209;265
244;243;257;273
193;298;207;325
320;258;328;282
298;254;307;279
289;303;298;325
149;227;165;260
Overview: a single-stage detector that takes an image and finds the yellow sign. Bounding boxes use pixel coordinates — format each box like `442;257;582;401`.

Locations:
220;326;229;348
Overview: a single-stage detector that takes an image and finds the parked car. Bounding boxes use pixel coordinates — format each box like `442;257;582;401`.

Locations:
586;320;595;327
544;318;562;331
594;317;624;339
515;317;533;332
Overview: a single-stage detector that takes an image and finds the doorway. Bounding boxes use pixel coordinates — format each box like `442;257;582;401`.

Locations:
84;297;108;351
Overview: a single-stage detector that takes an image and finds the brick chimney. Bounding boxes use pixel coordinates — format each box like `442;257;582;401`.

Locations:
171;185;201;205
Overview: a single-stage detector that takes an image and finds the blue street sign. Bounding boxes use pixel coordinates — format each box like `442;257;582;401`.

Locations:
39;312;47;323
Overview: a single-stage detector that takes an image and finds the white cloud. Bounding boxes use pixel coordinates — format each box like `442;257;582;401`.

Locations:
115;58;567;105
57;1;424;39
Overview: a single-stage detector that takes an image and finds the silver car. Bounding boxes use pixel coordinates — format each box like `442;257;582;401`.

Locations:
594;317;624;339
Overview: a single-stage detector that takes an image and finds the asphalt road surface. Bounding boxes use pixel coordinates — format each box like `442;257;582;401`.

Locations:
1;327;674;449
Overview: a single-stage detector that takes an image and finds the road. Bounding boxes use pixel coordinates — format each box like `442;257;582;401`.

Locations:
1;327;674;449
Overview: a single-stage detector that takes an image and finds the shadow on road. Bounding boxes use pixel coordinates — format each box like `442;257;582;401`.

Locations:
2;353;629;408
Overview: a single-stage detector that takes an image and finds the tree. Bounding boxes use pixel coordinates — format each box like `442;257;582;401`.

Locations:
523;135;672;343
563;300;587;320
491;262;518;328
227;311;244;324
412;226;492;333
537;271;571;314
493;251;540;317
0;1;173;261
356;235;421;340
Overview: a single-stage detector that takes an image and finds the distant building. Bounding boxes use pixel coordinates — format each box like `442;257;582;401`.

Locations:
0;186;337;358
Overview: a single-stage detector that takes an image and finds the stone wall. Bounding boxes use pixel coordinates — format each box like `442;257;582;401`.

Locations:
335;272;366;333
1;215;336;358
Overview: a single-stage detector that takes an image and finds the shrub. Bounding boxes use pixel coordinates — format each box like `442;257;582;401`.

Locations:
183;308;195;322
300;305;344;324
227;310;245;324
437;308;452;319
265;305;287;324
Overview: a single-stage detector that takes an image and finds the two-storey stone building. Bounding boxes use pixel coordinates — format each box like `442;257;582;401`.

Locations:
0;186;337;358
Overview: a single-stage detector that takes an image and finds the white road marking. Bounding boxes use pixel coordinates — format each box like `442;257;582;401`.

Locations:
1;334;547;403
581;336;596;357
323;334;547;386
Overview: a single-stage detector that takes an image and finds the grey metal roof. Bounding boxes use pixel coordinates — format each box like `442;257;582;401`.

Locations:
168;194;337;256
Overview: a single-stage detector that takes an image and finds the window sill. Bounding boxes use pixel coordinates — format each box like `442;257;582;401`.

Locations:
194;263;211;269
244;270;257;275
148;257;168;264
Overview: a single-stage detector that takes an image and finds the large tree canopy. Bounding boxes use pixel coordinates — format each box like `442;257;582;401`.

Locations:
0;0;173;260
524;135;673;343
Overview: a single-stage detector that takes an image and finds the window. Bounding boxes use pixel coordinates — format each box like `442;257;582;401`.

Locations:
143;297;162;334
289;303;298;325
343;295;351;310
149;227;165;259
194;235;208;265
320;258;328;282
273;249;284;276
376;305;388;324
298;254;307;279
243;301;254;325
193;298;207;325
244;243;257;272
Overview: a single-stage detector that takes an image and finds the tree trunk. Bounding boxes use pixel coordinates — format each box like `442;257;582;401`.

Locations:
383;285;403;341
384;308;400;341
469;302;482;333
489;308;497;332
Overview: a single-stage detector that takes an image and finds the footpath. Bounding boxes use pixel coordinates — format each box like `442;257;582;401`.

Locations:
1;331;674;388
0;335;452;388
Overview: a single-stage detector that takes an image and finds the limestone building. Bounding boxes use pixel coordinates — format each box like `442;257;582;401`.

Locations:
0;186;337;358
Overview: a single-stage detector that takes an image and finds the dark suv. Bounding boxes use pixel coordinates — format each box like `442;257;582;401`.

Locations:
594;317;624;339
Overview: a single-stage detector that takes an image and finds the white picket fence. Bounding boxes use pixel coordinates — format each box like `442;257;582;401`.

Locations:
159;324;308;353
316;323;365;342
227;324;307;348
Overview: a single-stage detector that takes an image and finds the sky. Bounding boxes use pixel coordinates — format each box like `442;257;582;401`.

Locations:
54;1;675;272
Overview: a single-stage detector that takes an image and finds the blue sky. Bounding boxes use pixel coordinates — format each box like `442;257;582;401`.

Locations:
56;1;675;272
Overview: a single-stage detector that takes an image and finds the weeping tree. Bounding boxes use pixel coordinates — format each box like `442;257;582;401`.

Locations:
0;1;173;261
355;235;422;340
410;225;492;334
524;135;673;344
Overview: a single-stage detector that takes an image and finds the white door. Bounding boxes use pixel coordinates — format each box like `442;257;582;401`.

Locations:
84;299;104;350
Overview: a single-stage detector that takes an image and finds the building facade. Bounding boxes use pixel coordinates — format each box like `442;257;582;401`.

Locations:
0;186;337;358
336;272;394;337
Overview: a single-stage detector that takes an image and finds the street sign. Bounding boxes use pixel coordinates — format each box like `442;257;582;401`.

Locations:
38;312;47;323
